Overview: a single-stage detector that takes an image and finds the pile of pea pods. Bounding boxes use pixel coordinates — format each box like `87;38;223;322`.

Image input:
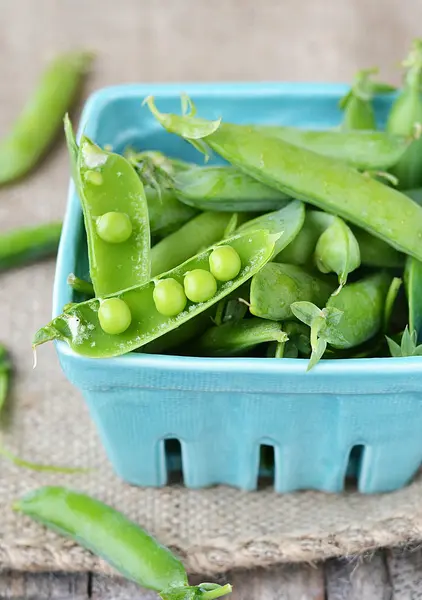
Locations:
32;40;422;369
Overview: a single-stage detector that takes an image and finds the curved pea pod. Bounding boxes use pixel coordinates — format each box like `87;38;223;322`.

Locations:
338;67;395;131
237;199;305;256
255;125;406;170
64;119;150;296
404;257;422;342
275;210;328;265
387;39;422;189
250;262;335;321
405;187;422;205
146;97;422;262
173;165;290;212
146;186;198;239
314;216;360;293
143;310;214;354
192;317;288;357
0;221;62;271
0;52;93;185
14;486;188;591
151;212;234;276
33;230;278;358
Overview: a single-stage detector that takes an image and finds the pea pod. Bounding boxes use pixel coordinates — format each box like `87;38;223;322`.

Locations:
351;227;404;268
173;165;291;211
33;230;277;358
387;39;422;189
0;222;62;271
291;272;391;369
146;187;198;239
338;67;395;131
404;257;422;342
250;262;335;321
0;344;11;414
143;310;214;354
251;126;407;170
192;317;288;356
0;52;92;184
146;97;422;262
405;187;422;205
65;119;150;296
151;212;235;277
14;487;188;591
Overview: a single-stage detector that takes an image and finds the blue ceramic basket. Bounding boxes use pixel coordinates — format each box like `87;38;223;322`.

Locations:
53;82;422;494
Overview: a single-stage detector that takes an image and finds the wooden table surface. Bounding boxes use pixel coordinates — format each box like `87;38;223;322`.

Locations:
1;548;421;599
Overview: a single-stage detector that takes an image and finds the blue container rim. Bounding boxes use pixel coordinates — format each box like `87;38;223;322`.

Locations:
53;82;419;376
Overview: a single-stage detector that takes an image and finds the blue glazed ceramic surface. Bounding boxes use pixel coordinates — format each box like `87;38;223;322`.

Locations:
53;83;422;494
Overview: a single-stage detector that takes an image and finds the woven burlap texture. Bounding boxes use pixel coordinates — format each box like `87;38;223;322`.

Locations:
2;0;422;577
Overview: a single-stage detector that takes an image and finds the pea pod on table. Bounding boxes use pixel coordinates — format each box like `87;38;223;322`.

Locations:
33;229;278;358
251;125;407;170
64;118;150;296
0;222;62;271
0;344;11;414
14;487;232;600
0;51;93;185
146;96;422;262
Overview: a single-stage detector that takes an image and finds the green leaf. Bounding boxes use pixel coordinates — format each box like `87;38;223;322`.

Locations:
290;301;323;327
307;337;327;371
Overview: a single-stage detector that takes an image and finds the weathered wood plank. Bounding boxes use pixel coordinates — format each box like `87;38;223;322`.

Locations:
0;571;89;599
387;547;422;600
228;564;325;600
91;575;157;600
325;552;391;600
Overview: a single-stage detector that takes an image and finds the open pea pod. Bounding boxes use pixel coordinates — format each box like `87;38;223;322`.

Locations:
173;165;291;212
146;98;422;262
33;230;277;358
404;257;422;342
254;124;407;170
237;200;305;256
64;117;150;296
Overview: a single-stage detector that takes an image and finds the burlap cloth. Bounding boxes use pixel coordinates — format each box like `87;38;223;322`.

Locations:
1;0;422;577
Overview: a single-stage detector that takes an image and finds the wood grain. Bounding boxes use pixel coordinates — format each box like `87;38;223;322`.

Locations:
325;553;391;599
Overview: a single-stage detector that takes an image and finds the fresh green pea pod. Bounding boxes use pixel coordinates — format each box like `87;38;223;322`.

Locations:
405;187;422;205
67;273;94;297
33;229;277;358
387;39;422;189
0;344;11;414
404;257;422;342
384;277;402;332
314;216;360;292
192;317;288;357
0;52;93;184
147;98;422;262
151;212;234;276
250;262;335;321
64;119;150;296
326;273;391;349
338;67;395;130
146;186;198;239
173;165;291;212
237;200;305;256
14;487;187;591
251;126;407;170
0;222;62;271
143;310;214;354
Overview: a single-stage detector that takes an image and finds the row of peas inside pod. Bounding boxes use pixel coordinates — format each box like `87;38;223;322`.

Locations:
34;39;422;370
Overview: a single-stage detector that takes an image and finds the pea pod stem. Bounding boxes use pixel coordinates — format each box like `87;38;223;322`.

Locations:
0;51;93;184
0;222;62;271
67;273;94;296
146;96;422;263
201;585;232;600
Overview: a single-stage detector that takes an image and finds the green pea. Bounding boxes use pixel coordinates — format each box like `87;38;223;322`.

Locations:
98;298;132;335
96;212;133;244
153;279;187;317
184;269;217;303
209;245;241;281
